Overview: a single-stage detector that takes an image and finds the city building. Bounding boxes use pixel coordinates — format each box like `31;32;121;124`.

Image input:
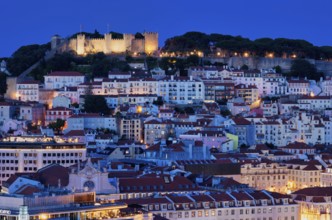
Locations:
292;186;332;220
120;190;299;220
44;71;85;90
45;107;73;125
66;113;117;132
240;162;289;193
157;76;204;104
16;80;39;102
0;135;86;185
119;115;143;143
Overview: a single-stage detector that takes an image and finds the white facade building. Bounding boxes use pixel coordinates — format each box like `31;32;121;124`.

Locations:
0;136;86;185
157;76;204;104
66;113;117;132
16;80;39;102
44;71;85;90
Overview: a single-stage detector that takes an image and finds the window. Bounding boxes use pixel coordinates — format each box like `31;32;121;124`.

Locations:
211;210;215;216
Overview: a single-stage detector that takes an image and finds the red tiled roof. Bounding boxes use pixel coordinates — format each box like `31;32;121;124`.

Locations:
191;195;214;202
17;80;39;85
233;117;251;125
168;195;193;203
231;192;252;201
47;107;72;111
64;130;85;136
118;175;198;193
209;193;234;202
37;164;69;187
47;71;84;76
293;187;332;197
282;142;313;149
14;185;41;195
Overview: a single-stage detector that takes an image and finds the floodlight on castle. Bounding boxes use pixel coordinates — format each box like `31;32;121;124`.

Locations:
52;31;158;56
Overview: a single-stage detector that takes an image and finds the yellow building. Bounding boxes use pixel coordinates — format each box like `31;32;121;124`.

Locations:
292;186;332;220
240;162;289;193
287;161;323;192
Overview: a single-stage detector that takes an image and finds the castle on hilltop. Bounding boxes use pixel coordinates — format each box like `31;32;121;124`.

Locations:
52;32;158;55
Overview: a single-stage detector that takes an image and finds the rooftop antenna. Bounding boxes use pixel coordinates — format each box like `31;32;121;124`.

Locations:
107;24;110;33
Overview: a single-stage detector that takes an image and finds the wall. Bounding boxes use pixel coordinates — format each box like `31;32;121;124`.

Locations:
207;57;332;75
110;39;126;53
57;32;158;55
144;32;159;54
131;39;145;53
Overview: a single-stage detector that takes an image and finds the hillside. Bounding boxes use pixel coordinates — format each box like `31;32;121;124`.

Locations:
163;32;332;60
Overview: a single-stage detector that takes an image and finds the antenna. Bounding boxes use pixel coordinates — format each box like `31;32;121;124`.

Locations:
80;24;83;33
107;24;110;33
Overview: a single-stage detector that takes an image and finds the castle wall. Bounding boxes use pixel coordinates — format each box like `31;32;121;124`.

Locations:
131;39;145;53
124;34;134;52
56;32;158;55
104;34;112;54
144;32;158;54
88;39;105;54
109;39;126;53
206;57;332;75
76;34;85;55
67;39;77;53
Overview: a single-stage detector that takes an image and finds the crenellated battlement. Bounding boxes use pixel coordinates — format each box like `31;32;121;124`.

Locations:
144;32;158;35
90;38;104;41
111;38;125;41
57;31;158;55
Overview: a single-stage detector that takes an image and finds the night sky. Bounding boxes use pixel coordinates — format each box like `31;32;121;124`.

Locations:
1;0;332;57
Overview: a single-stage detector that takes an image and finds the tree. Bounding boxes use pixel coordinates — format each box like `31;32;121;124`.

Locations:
48;119;65;134
289;59;323;81
240;64;249;70
71;102;79;108
153;96;164;106
240;144;249;149
220;109;231;117
186;55;200;66
273;65;282;73
184;107;195;114
0;74;7;96
84;95;110;115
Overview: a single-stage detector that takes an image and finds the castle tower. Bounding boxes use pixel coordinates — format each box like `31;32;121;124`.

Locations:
76;34;85;55
123;34;134;52
104;33;112;54
51;35;62;50
143;32;158;54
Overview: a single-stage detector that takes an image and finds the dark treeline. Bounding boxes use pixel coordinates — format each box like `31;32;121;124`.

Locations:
163;32;332;60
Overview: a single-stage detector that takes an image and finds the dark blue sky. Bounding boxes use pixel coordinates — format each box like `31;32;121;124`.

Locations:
1;0;332;57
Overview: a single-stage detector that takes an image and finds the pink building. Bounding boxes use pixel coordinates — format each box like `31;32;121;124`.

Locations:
46;107;73;125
